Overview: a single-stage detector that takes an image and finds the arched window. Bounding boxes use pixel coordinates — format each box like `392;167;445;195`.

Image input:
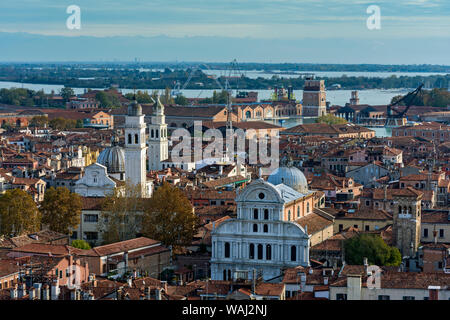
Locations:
253;224;258;232
128;134;132;144
307;203;310;214
151;129;154;138
263;224;268;233
291;245;296;261
223;269;227;280
264;209;269;220
266;245;272;260
135;134;138;144
409;206;412;214
245;111;251;119
398;206;402;214
288;210;291;221
253;209;258;220
156;130;159;138
257;244;263;260
249;244;255;259
297;206;300;218
224;242;230;258
228;270;231;281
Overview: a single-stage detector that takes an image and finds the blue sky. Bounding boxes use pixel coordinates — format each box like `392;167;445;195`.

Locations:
0;0;449;63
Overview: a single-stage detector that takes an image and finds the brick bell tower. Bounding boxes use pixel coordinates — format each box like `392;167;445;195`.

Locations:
392;188;422;257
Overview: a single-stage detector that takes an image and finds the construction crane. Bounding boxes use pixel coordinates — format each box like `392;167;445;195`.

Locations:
171;64;224;98
385;83;424;127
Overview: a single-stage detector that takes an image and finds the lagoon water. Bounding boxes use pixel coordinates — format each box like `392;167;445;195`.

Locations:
0;81;409;107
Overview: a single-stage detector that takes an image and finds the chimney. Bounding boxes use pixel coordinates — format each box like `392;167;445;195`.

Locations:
29;287;36;300
155;288;162;300
219;165;223;176
42;285;50;300
363;257;369;274
33;283;42;300
433;229;438;244
18;283;26;298
51;279;60;300
160;280;168;292
10;284;18;300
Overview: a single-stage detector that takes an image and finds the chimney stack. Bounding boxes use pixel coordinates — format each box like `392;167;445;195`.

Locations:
42;284;50;300
29;287;36;300
363;257;369;274
10;284;18;300
155;288;162;300
51;279;60;300
18;283;26;298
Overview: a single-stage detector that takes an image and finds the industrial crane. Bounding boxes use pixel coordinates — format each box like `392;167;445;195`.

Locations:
385;83;424;127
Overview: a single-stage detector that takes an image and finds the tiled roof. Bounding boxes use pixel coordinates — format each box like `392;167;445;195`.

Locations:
295;212;333;235
80;237;161;257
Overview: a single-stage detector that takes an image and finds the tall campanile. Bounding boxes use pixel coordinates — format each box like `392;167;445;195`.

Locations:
124;99;148;196
148;94;168;171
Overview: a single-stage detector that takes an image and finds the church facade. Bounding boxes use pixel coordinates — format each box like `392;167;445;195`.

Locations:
211;172;313;281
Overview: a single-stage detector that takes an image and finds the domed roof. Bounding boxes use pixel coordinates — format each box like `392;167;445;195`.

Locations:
127;99;142;116
267;166;308;194
97;145;125;173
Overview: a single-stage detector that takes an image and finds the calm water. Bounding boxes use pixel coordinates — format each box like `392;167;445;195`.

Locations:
0;81;409;107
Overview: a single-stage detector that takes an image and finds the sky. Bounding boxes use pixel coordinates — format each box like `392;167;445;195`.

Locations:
0;0;449;63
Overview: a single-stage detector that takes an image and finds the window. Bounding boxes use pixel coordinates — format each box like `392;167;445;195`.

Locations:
71;231;78;239
257;244;263;260
84;232;98;240
378;295;390;300
264;209;269;220
128;134;132;144
339;224;343;232
253;209;258;220
307;203;310;213
424;228;429;238
223;270;227;280
365;225;370;231
135;134;138;144
440;229;444;238
84;214;98;223
288;210;291;221
151;129;154;138
156;130;159;138
336;294;347;300
249;244;255;259
263;224;268;233
354;225;358;229
403;296;415;300
258;192;265;199
290;245;296;261
224;242;230;258
297;207;300;218
266;244;272;260
253;224;258;232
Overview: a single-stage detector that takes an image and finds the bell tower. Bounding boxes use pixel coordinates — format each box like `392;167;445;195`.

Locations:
148;94;168;171
392;188;422;257
124;99;147;196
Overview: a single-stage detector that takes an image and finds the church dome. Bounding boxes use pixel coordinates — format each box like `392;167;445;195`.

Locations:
268;166;308;194
128;99;142;116
97;145;125;173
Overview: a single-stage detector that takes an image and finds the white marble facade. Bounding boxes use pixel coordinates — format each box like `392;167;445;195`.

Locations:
74;163;116;197
211;178;310;281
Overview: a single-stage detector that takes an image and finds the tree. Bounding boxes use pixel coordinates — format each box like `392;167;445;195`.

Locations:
40;187;82;235
316;114;348;125
99;182;144;245
142;182;199;249
174;94;189;105
30;115;49;128
344;234;402;266
60;87;75;102
0;189;40;236
71;239;91;250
